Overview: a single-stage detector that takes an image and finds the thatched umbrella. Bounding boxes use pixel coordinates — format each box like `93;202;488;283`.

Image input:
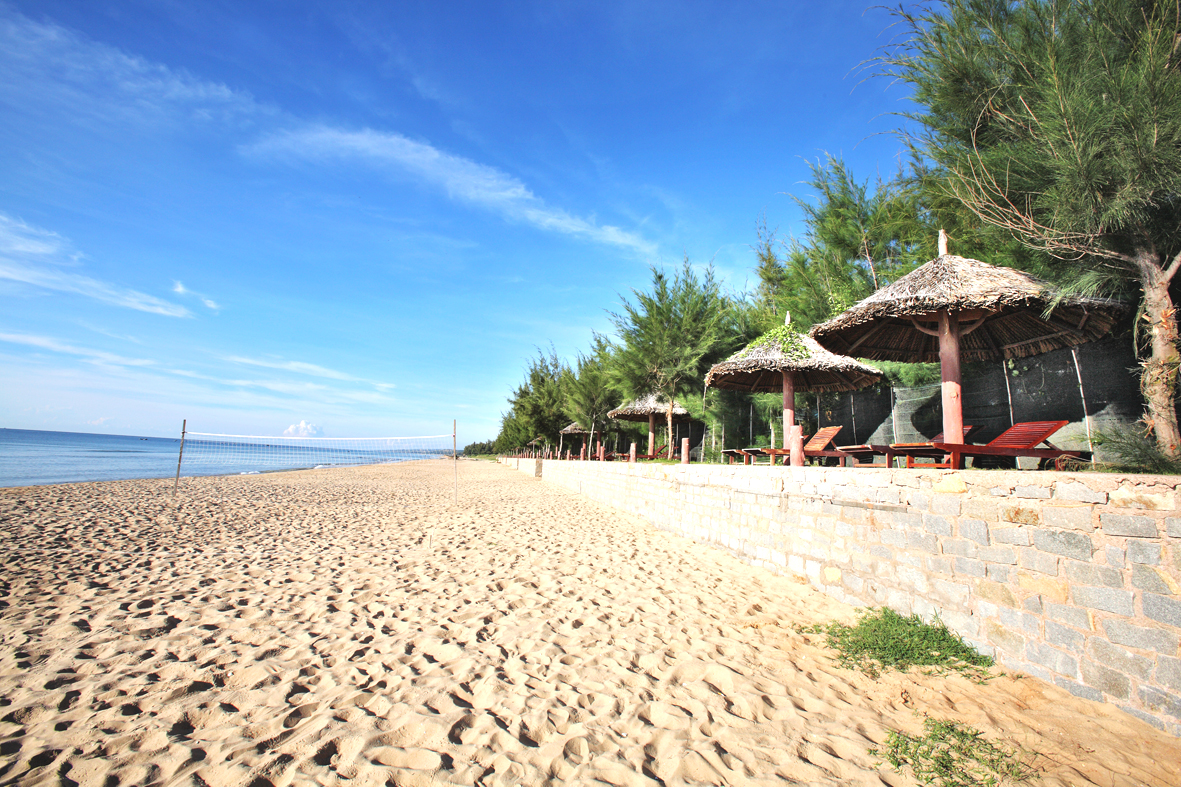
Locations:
706;314;882;450
608;393;692;457
559;421;589;456
810;233;1123;444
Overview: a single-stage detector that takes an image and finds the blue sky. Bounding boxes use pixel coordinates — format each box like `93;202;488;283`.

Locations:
0;1;914;443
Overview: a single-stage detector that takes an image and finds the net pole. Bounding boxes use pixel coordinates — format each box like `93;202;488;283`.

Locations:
173;419;186;496
453;420;458;506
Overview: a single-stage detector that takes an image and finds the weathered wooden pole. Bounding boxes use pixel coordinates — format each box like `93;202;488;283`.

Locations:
938;310;964;445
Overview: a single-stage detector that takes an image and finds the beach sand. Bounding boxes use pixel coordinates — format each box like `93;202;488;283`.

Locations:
1;460;1178;787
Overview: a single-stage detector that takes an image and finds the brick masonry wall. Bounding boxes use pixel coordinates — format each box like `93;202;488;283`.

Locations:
498;458;1181;735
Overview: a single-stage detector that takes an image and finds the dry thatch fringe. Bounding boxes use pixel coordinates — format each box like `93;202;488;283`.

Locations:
608;393;692;421
560;422;590;435
812;254;1122;335
706;333;882;390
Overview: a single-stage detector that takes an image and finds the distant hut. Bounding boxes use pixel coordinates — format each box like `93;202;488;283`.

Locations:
559;422;589;457
608;393;692;458
810;233;1123;444
706;314;881;449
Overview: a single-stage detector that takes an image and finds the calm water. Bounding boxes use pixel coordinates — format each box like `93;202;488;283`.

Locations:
0;428;451;488
0;428;184;487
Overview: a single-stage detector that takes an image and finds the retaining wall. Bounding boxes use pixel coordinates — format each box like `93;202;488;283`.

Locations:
499;457;1181;735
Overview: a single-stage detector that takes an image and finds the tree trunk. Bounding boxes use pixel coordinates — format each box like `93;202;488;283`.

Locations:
1138;257;1181;456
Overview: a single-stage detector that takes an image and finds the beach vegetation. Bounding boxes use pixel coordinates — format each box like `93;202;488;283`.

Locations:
880;0;1181;456
871;717;1035;787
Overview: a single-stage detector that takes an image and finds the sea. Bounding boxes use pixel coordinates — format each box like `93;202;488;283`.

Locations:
0;428;447;488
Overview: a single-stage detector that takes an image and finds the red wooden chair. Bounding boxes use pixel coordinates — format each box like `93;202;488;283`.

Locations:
762;426;851;466
635;444;668;461
844;425;982;468
893;421;1085;470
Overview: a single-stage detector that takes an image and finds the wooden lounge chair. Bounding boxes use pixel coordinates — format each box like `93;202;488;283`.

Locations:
893;421;1086;470
635;444;668;461
763;426;851;466
842;425;983;468
721;448;747;465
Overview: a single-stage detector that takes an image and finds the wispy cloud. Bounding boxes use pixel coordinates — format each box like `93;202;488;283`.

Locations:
246;127;657;255
225;354;395;389
0;213;191;317
173;281;220;311
0;332;156;367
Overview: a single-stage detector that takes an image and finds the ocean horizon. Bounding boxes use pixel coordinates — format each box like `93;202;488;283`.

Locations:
0;428;444;488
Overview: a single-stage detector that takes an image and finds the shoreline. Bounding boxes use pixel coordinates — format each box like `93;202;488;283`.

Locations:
1;461;1178;785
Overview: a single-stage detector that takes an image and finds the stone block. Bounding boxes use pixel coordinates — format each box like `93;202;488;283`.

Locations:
1046;602;1091;630
959;518;989;546
1064;560;1125;589
992;527;1030;546
986;564;1012;583
881;529;906;548
1054;481;1107;504
1102;618;1180;654
1139;686;1181;724
1001;504;1041;526
962;498;998;521
1015;484;1052;499
955;557;985;578
1081;659;1131;700
1100;513;1159;538
932;474;967;494
1127;541;1162;565
1144;593;1181;627
977;580;1018;608
1158;656;1181;693
1168;517;1181;538
898;553;923;569
908;491;930;511
897;565;928;593
1105;545;1125;568
842;573;865;594
1023;595;1043;614
942;538;977;558
999;606;1040;636
1109;485;1175;511
1033;529;1093;561
1027;641;1079;678
1045;620;1083;650
906;531;938;554
1043;505;1094;531
1055;677;1103;702
1097;643;1146;690
931;579;970;606
926;556;953;575
931;495;962;517
986;620;1025;654
822;566;842;584
1071;585;1134;616
869;544;893;560
1132;565;1176;595
978;545;1018;565
1019;547;1060;576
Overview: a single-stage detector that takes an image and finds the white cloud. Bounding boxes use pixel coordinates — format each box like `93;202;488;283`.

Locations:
0;214;191;317
173;281;220;312
284;420;323;437
0;332;156;367
226;354;395;389
246;127;657;255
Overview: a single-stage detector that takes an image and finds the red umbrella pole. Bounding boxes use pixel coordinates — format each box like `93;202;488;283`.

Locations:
782;370;796;448
939;311;965;445
648;413;655;456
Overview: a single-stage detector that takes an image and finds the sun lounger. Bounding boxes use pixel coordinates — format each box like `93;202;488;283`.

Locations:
892;421;1086;470
635;444;668;461
762;426;852;466
842;426;982;468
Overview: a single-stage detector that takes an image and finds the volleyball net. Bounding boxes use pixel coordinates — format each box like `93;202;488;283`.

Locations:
177;429;455;477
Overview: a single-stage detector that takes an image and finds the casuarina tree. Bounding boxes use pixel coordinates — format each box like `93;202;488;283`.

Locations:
881;0;1181;454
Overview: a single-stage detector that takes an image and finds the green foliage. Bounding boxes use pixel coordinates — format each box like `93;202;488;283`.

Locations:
493;348;570;452
871;718;1035;787
562;334;622;448
462;439;496;456
745;324;809;360
1093;423;1181;474
820;607;994;681
874;360;942;388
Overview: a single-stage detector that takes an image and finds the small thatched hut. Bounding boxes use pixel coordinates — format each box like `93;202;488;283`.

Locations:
706;318;881;450
810;237;1123;443
608;393;692;457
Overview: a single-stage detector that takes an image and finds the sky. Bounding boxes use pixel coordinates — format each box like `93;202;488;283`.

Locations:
0;0;916;444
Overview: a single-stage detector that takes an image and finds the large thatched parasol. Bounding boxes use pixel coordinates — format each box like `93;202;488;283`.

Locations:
608;393;692;457
706;314;882;450
559;421;589;456
810;233;1123;444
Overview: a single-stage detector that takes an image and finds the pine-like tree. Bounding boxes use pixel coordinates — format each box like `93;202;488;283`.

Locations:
882;0;1181;454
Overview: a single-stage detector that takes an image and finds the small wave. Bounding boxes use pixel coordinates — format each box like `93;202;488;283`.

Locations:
239;470;260;475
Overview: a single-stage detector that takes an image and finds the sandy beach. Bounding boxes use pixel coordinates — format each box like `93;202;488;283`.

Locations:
1;460;1179;786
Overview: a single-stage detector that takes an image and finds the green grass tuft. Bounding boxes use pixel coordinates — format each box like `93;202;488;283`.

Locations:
814;607;994;680
870;717;1035;787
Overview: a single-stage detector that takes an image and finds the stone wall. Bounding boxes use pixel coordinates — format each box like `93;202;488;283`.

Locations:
499;458;1181;735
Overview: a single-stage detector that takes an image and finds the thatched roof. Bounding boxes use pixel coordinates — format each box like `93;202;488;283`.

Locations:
706;330;882;393
608;393;693;422
810;254;1124;363
560;422;590;435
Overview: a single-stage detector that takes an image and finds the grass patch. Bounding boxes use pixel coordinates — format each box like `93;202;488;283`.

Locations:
871;717;1035;787
805;607;994;680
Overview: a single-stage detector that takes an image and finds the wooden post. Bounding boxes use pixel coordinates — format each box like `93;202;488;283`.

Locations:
172;419;186;496
452;420;458;506
681;437;690;464
580;445;586;461
598;443;604;461
782;370;796;448
789;424;805;467
630;442;637;462
938;311;965;445
647;413;655;457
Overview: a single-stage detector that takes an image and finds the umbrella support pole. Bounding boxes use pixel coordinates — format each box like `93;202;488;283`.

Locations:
939;311;965;445
782;371;796;449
